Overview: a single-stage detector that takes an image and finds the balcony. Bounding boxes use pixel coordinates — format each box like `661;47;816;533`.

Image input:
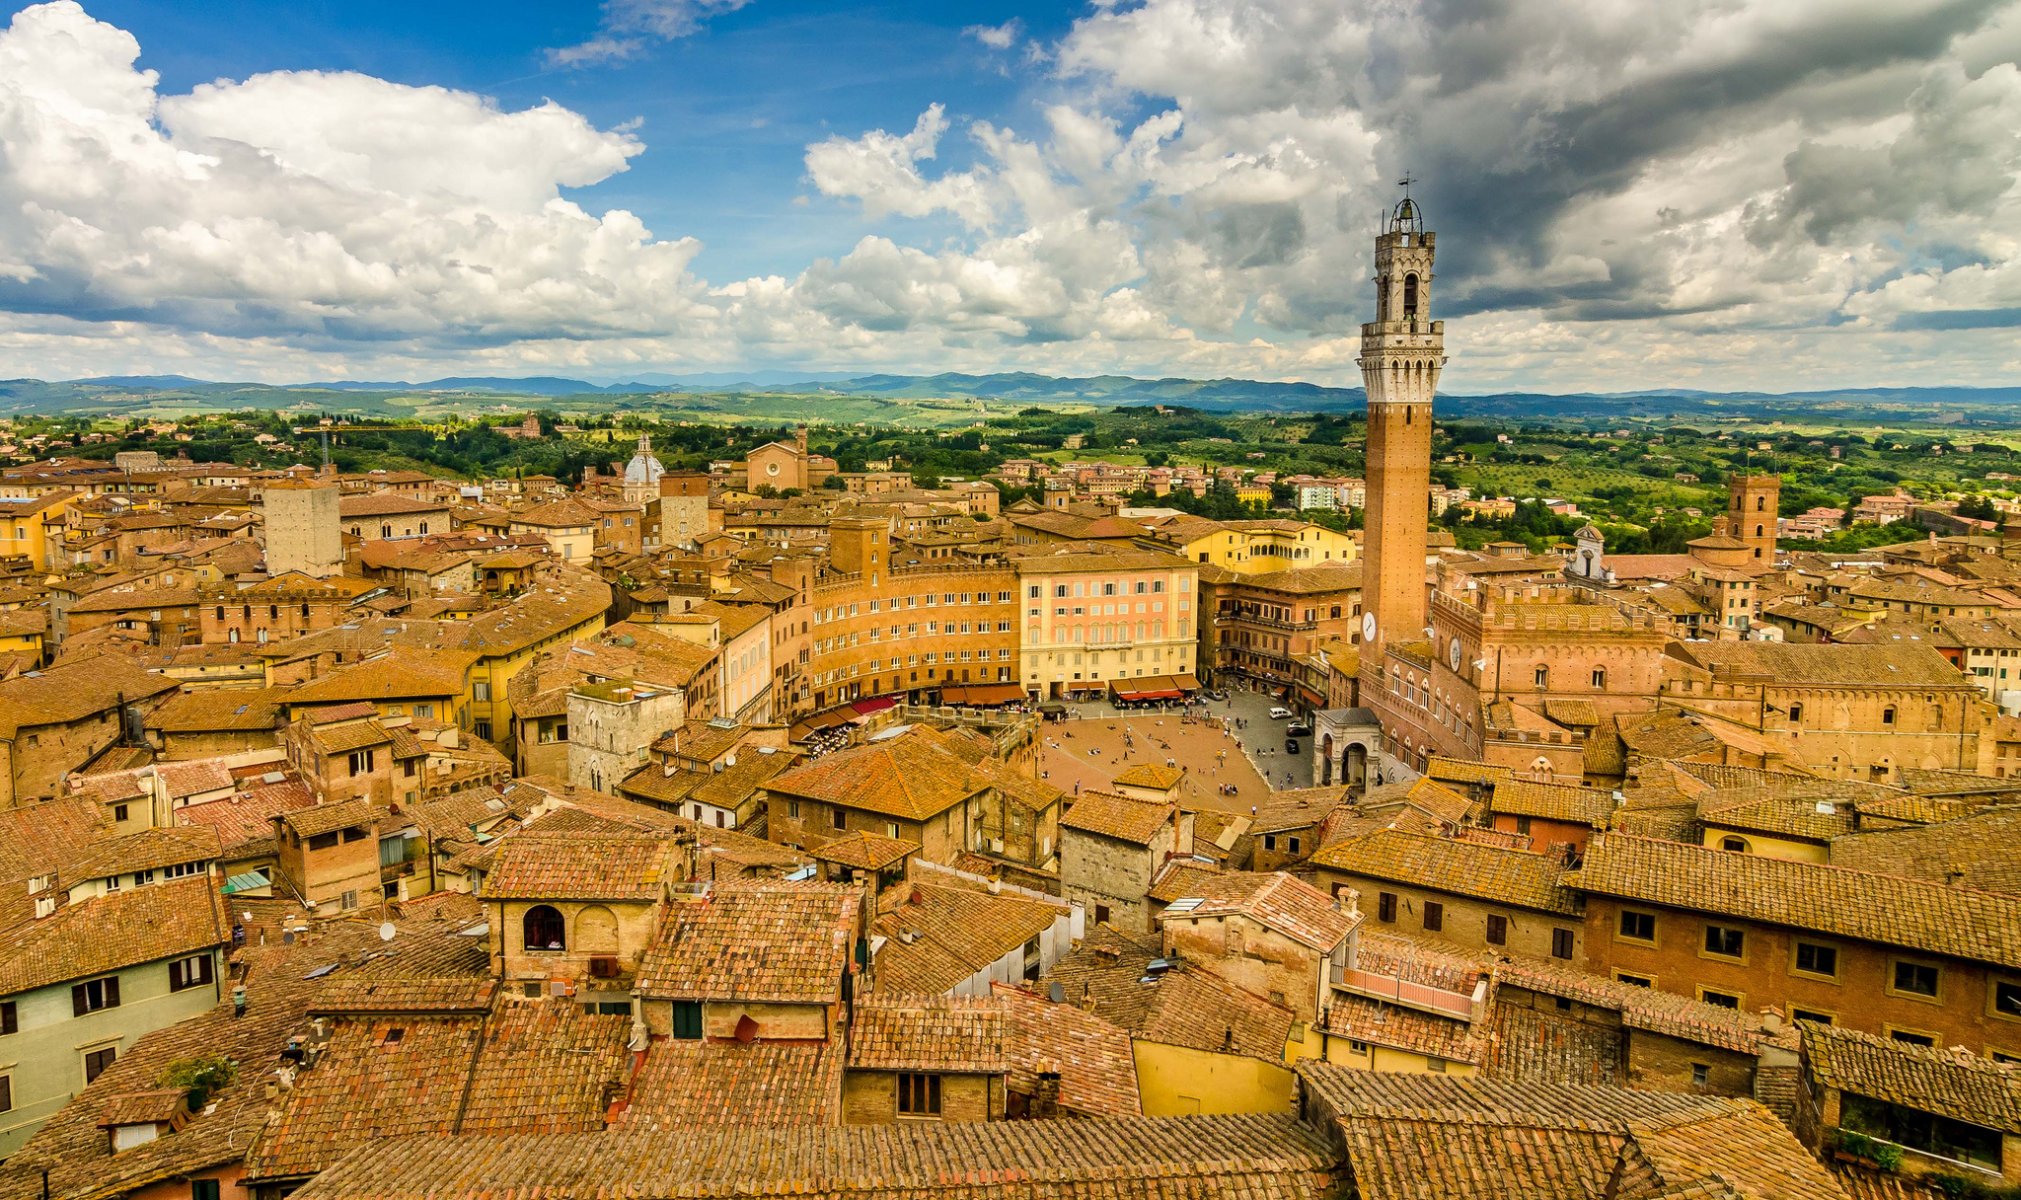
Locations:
1331;965;1482;1021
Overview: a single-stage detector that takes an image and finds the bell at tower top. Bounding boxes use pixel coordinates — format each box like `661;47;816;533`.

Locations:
1389;195;1424;236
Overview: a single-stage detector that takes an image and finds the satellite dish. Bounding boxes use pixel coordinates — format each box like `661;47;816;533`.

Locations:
378;922;396;942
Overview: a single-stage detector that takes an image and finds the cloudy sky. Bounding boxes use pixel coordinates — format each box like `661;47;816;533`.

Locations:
0;0;2016;391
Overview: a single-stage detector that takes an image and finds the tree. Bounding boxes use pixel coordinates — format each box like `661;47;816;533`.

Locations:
1957;494;1999;521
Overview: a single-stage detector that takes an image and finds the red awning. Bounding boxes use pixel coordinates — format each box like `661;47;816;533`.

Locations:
802;708;855;731
852;695;897;716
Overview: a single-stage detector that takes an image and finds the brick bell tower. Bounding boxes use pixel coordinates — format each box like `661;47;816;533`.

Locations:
1358;186;1445;670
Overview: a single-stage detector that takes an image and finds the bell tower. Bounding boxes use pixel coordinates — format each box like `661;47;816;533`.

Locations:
1358;187;1445;667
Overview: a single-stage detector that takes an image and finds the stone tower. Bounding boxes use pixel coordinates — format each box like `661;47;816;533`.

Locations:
261;479;343;579
1728;473;1780;564
1358;192;1444;663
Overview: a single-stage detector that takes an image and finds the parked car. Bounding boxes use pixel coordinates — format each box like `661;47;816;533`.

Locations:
1286;722;1314;738
1203;688;1228;701
1268;706;1294;719
1285;738;1301;754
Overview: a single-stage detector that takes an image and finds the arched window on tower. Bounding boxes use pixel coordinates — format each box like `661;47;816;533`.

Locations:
1757;496;1767;511
1402;273;1420;319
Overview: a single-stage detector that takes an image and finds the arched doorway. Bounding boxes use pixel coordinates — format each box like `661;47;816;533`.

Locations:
1319;734;1335;786
1344;744;1367;788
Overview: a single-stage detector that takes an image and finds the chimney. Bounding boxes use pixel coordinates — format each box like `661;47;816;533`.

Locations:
1032;1071;1062;1118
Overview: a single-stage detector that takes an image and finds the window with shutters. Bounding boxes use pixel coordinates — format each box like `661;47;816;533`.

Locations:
1377;892;1397;923
168;954;214;992
1551;928;1575;960
73;976;121;1015
84;1045;117;1082
1422;901;1443;933
1486;915;1508;946
0;1072;10;1113
897;1072;942;1116
191;1180;221;1200
671;1000;703;1040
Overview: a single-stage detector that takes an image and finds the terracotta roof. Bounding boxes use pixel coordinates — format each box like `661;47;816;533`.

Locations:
1322;992;1483;1064
509;498;598;528
1301;1065;1847;1200
1697;786;1859;842
287;649;475;706
615;1040;843;1128
0;905;482;1200
1060;790;1176;844
279;799;378;840
311;977;499;1015
0;798;108;912
0;653;178;737
177;778;316;858
64;825;220;882
1667;640;1972;689
763;728;986;821
848;992;1009;1073
94;1089;189;1128
245;1015;486;1181
145;686;287;732
1041;925;1294;1061
458;1001;634;1134
1246;788;1351;834
1489;779;1618;828
1829;808;2021;895
294;1112;1338;1200
1310;828;1578;915
0;874;226;996
1801;1021;2021;1134
810;830;919;871
1493;952;1787;1056
482;832;676;902
1110;763;1184;791
303;718;394;754
992;982;1141;1117
337;493;447;517
869;882;1065;994
1158;870;1357;951
1571;832;2021;969
635;882;858;1003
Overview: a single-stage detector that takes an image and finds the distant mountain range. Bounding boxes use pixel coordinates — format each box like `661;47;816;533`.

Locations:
2;372;2019;424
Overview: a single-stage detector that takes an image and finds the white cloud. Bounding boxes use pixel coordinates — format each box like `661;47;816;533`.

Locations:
1;0;2018;392
548;0;754;67
964;19;1022;51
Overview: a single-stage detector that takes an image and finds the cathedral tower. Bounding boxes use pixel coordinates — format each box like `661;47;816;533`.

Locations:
1358;192;1445;664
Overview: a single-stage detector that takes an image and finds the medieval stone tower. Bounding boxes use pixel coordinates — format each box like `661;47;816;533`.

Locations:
1728;473;1780;564
1358;192;1445;665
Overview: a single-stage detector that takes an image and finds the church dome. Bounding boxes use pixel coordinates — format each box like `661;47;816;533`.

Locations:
623;435;664;485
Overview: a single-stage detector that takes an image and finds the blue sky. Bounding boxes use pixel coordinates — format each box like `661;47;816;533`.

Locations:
0;0;2016;389
84;0;1078;282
